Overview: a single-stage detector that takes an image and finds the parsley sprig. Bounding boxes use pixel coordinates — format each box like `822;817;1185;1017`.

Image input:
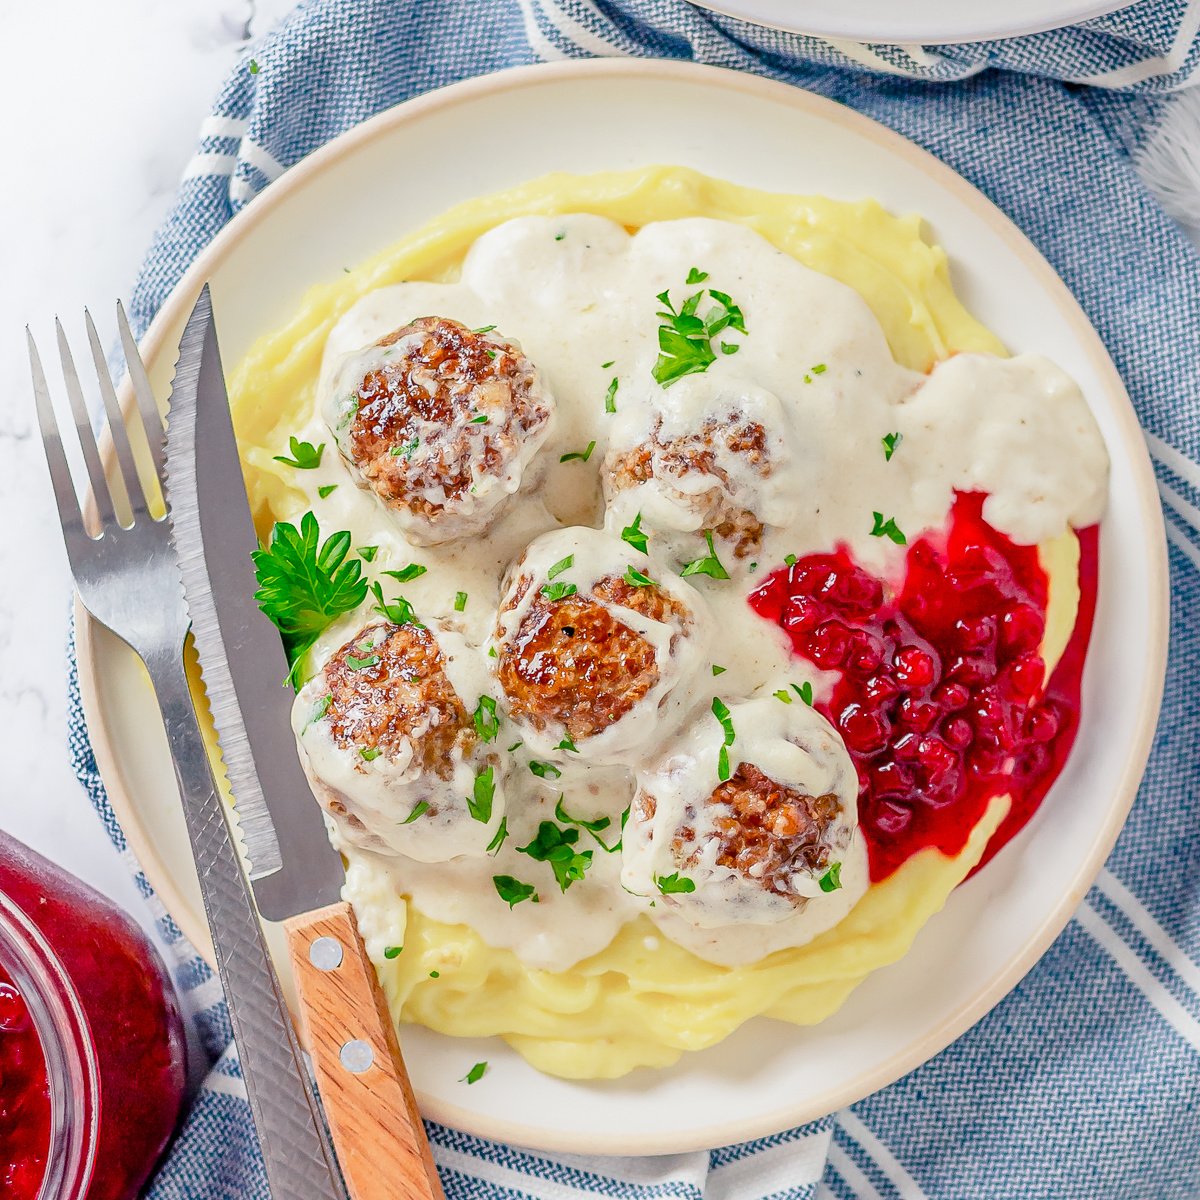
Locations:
655;872;696;895
652;277;747;387
518;821;593;892
712;696;736;782
870;512;907;545
680;530;730;581
555;796;624;853
621;512;649;554
493;874;538;908
253;512;368;686
272;436;324;469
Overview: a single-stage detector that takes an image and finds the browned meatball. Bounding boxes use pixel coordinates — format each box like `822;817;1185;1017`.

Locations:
327;316;555;545
322;621;475;776
293;618;506;861
490;527;710;762
605;413;768;557
496;574;688;743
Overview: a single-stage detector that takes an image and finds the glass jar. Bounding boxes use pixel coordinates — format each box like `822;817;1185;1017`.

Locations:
0;831;187;1199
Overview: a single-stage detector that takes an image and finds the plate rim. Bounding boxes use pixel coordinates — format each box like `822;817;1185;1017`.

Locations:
685;0;1134;46
75;57;1169;1155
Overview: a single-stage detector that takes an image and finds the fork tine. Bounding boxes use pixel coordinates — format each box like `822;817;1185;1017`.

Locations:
116;300;167;487
55;318;120;529
28;329;89;547
86;309;150;521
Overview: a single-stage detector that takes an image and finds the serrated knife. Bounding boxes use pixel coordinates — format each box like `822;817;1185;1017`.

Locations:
165;285;444;1200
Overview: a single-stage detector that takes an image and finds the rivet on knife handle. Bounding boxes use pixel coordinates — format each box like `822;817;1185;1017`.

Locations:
286;901;446;1200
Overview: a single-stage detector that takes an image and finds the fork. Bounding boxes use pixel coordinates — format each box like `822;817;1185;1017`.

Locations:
28;308;348;1200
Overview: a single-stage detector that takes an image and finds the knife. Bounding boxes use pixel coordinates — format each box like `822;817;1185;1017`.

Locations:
164;285;444;1200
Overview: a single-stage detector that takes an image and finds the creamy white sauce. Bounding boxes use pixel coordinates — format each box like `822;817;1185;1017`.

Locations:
283;214;1108;973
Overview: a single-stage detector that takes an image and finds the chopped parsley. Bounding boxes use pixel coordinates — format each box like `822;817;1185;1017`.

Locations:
493;875;538;908
359;746;381;761
390;437;420;459
429;970;440;979
712;696;735;782
773;689;793;704
345;652;379;672
249;58;260;73
680;530;730;581
371;582;424;628
506;740;523;753
720;343;740;356
624;565;656;588
620;512;649;554
383;945;402;959
686;266;709;284
462;1061;488;1084
401;800;429;824
540;580;578;602
655;873;696;895
555;796;621;852
486;817;509;854
556;736;579;754
793;681;814;706
601;359;615;370
711;664;726;676
803;363;828;383
819;862;843;893
605;377;618;413
317;484;338;499
882;431;903;461
469;413;489;425
384;564;427;583
253;512;368;687
454;591;468;612
652;279;747;387
310;694;333;725
784;553;797;567
473;696;501;743
518;821;593;892
546;555;573;580
468;766;496;824
559;440;597;463
473;324;497;333
870;512;907;545
529;760;562;780
357;545;378;562
554;232;566;242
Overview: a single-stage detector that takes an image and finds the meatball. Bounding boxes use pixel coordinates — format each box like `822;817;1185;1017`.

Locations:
491;526;710;763
293;617;504;862
603;375;795;562
324;316;555;546
620;695;867;965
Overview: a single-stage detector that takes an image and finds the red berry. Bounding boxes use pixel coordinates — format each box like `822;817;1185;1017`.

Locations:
897;698;940;732
932;682;971;711
1006;652;1045;700
1000;603;1044;656
807;621;850;669
953;615;996;650
944;716;974;748
1026;706;1060;743
893;645;936;690
845;630;884;675
783;595;824;633
838;704;890;755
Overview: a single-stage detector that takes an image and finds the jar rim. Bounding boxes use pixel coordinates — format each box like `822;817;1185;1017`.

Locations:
0;891;99;1199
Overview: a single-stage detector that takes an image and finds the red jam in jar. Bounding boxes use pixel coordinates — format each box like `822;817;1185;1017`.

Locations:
0;831;187;1199
750;491;1099;880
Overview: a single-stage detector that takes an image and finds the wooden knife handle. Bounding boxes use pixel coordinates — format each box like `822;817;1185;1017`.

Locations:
285;901;444;1200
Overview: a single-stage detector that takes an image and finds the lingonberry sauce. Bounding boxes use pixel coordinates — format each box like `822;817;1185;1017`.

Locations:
0;963;50;1196
749;492;1099;880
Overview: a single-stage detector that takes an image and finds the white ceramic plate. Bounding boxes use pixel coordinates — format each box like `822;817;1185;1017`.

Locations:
77;60;1167;1155
688;0;1133;45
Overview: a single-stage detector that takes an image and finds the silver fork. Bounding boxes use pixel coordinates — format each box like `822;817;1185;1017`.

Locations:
28;308;347;1200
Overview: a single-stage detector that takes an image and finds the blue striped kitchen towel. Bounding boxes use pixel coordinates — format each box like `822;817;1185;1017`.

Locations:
68;1;1200;1196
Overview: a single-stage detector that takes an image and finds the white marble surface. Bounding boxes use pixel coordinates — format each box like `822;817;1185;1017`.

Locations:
0;0;296;939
